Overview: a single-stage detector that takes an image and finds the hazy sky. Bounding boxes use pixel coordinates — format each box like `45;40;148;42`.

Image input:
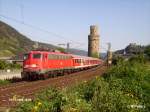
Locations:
0;0;150;52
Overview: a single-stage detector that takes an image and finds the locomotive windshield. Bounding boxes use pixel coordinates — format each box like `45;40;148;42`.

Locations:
24;53;29;60
33;53;41;59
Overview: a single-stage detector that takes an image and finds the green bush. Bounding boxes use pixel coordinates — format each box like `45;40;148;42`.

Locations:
0;60;8;69
0;60;21;70
144;45;150;60
15;101;34;112
62;89;92;112
57;47;66;53
16;88;65;112
71;80;97;102
91;77;144;112
112;56;124;65
91;52;99;58
129;54;146;64
102;62;150;111
16;60;150;112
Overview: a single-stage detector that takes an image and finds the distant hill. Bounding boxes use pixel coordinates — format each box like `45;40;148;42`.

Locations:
115;43;145;55
0;20;88;57
114;43;150;60
69;48;87;56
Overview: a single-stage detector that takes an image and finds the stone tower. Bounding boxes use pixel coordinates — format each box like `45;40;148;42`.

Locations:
88;25;100;58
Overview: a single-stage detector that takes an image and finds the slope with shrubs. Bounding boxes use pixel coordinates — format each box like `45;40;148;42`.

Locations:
0;60;21;70
14;58;150;112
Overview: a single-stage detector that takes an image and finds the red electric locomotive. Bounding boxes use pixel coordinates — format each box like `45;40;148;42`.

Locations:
21;50;103;80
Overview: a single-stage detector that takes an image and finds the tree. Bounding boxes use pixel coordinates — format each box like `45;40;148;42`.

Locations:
56;47;66;53
91;52;99;58
144;45;150;59
0;60;8;69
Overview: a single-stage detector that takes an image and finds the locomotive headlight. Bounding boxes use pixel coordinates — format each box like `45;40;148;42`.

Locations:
31;64;37;67
24;65;29;68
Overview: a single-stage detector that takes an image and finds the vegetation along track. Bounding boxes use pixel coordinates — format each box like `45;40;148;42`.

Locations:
0;65;107;107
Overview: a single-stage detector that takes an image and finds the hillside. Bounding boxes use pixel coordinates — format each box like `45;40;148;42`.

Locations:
0;20;88;57
0;21;34;57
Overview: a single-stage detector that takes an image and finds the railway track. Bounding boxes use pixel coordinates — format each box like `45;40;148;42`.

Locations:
0;65;107;108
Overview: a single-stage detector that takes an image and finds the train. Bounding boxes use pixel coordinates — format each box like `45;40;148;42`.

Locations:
21;50;103;80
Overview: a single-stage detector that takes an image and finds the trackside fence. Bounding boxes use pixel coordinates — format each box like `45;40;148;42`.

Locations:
0;69;22;80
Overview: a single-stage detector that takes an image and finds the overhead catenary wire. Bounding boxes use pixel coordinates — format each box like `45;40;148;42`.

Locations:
0;15;108;51
0;14;109;51
0;0;77;44
0;0;86;47
0;14;85;46
0;1;109;51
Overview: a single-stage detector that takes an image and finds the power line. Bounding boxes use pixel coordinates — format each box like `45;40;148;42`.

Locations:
0;14;84;46
20;0;24;23
0;14;109;51
0;1;79;44
0;1;110;52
